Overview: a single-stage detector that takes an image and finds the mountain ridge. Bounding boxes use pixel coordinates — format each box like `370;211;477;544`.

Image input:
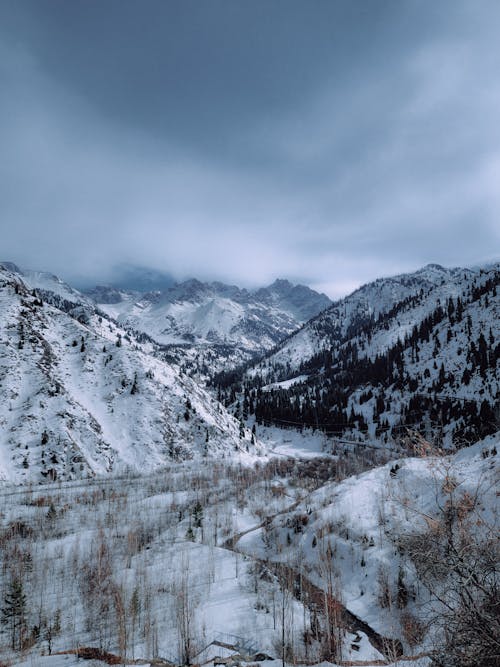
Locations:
219;261;499;450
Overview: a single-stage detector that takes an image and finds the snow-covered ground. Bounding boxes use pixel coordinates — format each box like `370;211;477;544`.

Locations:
237;436;499;653
1;436;496;666
254;423;335;459
0;455;394;666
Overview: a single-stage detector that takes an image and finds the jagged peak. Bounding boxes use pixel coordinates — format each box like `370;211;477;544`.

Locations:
268;278;293;289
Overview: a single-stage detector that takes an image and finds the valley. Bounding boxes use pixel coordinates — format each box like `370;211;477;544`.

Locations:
0;260;498;667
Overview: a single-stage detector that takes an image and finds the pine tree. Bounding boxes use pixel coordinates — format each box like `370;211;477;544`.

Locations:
1;578;27;650
47;502;57;521
192;501;203;528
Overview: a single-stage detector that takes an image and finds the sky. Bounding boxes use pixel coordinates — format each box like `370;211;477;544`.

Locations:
0;0;499;298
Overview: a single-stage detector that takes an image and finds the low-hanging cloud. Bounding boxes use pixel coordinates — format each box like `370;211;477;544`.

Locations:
0;0;499;298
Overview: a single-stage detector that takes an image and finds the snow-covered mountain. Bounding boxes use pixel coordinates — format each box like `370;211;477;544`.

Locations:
229;263;499;449
0;264;263;483
248;264;478;372
0;261;96;309
84;277;332;377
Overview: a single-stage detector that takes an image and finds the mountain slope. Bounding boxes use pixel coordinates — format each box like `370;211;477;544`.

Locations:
0;265;262;483
249;264;477;374
230;263;499;449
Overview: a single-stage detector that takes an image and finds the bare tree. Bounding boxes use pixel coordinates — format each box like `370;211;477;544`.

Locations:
79;528;115;650
173;552;199;665
273;563;294;667
402;472;499;666
113;584;127;664
128;585;140;660
318;540;345;663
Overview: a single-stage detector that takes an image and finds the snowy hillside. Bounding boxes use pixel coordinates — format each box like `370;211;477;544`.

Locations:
0;261;96;313
85;277;331;377
249;264;481;373
236;436;499;664
223;263;499;449
0;265;262;483
0;425;495;666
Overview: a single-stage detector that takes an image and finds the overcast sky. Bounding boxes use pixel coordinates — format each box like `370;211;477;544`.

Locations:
1;0;499;297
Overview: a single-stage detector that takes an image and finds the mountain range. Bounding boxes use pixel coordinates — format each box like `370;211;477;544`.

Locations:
0;262;496;667
84;276;332;377
0;260;498;483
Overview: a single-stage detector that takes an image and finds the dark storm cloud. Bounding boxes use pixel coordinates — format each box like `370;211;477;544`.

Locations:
0;0;499;297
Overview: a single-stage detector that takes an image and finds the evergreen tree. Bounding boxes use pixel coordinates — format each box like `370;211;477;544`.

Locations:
47;502;57;521
192;501;203;528
1;578;27;650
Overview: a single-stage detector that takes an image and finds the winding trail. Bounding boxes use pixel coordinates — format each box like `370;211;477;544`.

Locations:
221;501;405;663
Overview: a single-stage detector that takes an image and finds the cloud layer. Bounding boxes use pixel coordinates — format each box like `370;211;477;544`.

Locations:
0;0;499;297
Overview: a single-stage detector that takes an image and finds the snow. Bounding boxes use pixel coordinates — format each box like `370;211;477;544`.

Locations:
14;656;142;667
91;278;330;377
244;261;499;451
0;265;266;483
0;261;496;667
255;424;334;459
250;261;498;381
0;459;355;664
262;375;309;391
236;435;499;648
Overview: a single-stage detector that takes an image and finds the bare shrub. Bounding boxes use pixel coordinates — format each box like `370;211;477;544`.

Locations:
403;487;499;666
400;610;426;648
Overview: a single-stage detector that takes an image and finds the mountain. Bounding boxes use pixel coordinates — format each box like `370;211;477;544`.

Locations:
0;264;263;483
253;278;334;322
227;263;499;449
247;264;475;372
84;277;332;377
0;261;95;306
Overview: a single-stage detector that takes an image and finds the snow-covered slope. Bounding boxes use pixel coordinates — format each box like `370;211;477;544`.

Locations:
0;261;96;308
0;265;263;483
236;436;499;658
84;278;331;376
235;263;499;448
251;264;478;372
